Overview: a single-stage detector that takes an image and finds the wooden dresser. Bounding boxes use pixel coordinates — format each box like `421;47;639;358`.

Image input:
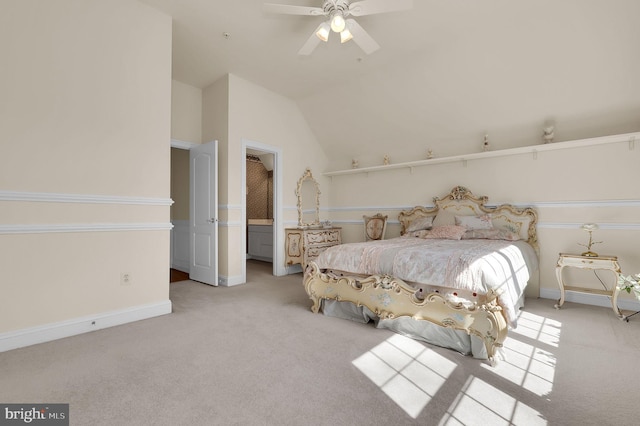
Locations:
285;227;341;267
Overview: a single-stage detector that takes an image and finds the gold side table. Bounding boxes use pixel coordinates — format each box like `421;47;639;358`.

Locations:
555;253;624;319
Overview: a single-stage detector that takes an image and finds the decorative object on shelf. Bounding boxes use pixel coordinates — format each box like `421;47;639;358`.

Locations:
618;274;640;301
322;220;332;229
426;148;434;159
351;158;359;169
383;154;390;165
578;223;602;257
482;134;490;152
543;125;555;144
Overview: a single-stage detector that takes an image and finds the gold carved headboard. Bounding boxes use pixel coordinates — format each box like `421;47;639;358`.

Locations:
398;186;538;252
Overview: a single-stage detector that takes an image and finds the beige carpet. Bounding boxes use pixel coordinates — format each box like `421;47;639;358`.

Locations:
1;260;638;425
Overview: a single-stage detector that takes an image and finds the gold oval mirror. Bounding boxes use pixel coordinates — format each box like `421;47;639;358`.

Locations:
295;168;320;228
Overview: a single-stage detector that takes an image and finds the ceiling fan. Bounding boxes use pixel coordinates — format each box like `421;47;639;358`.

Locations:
264;0;413;55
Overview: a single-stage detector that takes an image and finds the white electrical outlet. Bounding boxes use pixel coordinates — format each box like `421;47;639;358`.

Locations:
121;273;132;286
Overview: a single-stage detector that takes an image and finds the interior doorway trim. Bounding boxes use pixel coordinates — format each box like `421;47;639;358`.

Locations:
241;139;285;278
171;138;199;149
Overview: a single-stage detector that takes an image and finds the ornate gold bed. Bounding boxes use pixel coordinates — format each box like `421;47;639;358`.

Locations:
303;186;539;364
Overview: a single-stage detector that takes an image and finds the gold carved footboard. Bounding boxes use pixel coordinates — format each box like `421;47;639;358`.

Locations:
303;261;508;364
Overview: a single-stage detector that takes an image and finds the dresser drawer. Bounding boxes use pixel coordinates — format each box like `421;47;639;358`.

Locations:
306;245;328;260
304;229;341;245
285;227;342;267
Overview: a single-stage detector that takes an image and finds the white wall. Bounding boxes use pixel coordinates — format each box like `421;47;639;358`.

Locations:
0;0;173;347
201;74;329;282
171;79;202;145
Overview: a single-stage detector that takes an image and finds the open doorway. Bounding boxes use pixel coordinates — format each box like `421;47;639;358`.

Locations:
246;151;274;263
170;146;191;281
241;139;284;282
169;141;219;285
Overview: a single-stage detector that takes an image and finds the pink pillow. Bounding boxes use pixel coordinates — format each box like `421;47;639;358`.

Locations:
402;230;431;238
425;225;467;240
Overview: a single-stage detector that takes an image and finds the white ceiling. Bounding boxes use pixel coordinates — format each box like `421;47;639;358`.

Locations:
141;0;640;169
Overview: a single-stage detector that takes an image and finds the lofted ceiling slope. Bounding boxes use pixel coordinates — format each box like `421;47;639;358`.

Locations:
140;0;640;170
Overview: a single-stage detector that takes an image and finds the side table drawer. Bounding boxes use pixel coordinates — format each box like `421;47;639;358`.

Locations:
558;254;619;270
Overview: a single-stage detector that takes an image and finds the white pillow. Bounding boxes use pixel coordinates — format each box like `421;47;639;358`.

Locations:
455;214;493;230
461;228;520;241
406;216;434;232
432;209;456;227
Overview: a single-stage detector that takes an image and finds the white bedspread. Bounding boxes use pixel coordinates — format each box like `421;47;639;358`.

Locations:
314;237;538;327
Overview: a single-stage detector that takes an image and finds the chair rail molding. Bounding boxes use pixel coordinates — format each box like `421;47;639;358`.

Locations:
0;190;173;206
0;223;173;235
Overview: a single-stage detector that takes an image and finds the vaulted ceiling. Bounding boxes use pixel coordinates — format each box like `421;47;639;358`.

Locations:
141;0;640;170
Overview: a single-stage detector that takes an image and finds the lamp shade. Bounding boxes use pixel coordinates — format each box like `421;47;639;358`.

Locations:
581;223;598;231
340;28;353;43
315;21;330;42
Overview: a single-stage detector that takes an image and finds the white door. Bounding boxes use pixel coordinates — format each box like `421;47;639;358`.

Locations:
189;141;218;285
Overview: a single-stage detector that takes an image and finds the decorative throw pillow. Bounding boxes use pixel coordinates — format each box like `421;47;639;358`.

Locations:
405;216;434;232
432;209;456;227
403;229;431;238
455;214;493;230
461;228;520;241
425;225;467;240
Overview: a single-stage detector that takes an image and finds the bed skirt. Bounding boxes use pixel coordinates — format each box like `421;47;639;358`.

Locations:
321;296;524;359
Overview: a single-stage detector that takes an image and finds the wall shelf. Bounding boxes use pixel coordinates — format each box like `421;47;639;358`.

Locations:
324;132;639;177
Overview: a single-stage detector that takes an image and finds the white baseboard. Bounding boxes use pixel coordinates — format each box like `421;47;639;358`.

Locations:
539;288;640;312
0;300;172;353
218;275;244;287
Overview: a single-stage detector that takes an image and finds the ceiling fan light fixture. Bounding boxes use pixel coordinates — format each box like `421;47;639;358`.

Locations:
340;28;353;43
315;21;330;42
330;13;346;33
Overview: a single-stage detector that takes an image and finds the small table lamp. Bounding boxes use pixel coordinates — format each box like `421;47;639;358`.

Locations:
579;223;602;257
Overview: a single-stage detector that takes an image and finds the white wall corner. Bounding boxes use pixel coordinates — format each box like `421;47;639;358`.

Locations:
218;275;245;287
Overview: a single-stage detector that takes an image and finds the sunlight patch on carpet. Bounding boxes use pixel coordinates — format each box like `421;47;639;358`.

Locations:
483;310;559;397
352;334;456;419
442;376;547;426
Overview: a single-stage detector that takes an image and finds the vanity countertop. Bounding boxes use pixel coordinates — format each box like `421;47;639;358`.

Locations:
248;219;273;225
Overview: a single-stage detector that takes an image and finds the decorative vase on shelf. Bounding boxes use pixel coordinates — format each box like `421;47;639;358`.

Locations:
482;134;490;152
543;125;555;144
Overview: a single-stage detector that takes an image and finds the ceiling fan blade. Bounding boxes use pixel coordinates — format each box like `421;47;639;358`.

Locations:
263;3;325;16
345;19;380;55
348;0;413;17
298;28;323;55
